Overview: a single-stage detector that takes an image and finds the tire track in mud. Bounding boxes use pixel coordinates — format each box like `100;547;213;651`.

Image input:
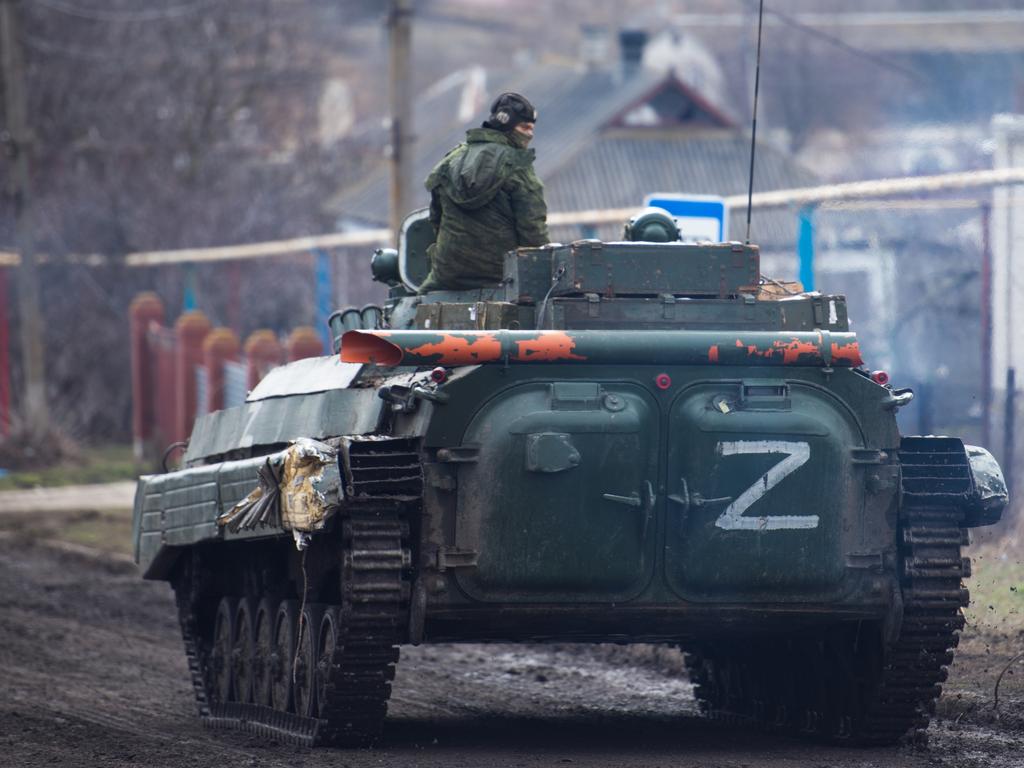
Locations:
2;535;1023;768
0;539;266;763
392;643;698;723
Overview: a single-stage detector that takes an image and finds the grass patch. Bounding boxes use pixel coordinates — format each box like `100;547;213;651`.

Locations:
965;545;1024;635
60;510;135;557
0;508;134;558
0;443;141;491
936;540;1024;723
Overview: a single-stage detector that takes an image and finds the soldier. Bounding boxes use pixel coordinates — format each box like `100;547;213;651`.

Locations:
418;92;549;293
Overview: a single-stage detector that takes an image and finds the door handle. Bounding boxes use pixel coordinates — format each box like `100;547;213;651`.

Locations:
602;492;642;508
641;480;655;539
668;477;731;515
603;481;656;539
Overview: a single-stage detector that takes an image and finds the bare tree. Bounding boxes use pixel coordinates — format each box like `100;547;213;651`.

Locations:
0;0;382;444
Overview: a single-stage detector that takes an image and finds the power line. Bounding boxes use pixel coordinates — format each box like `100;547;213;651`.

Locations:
30;0;217;23
3;169;1024;267
674;9;1024;54
19;30;124;61
723;167;1024;210
739;0;926;83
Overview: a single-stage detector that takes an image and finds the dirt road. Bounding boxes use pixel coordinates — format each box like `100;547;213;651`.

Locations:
2;535;1024;768
0;481;136;514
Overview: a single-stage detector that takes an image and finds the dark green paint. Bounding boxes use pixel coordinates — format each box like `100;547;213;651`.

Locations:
182;387;382;463
665;381;860;602
133;222;1003;645
454;382;658;602
505;241;760;302
421;365;893;608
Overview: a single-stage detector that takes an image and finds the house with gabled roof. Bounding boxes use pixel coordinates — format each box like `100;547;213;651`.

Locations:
326;26;990;441
327;30;817;255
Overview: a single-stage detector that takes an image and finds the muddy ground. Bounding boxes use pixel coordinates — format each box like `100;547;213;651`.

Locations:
2;521;1024;768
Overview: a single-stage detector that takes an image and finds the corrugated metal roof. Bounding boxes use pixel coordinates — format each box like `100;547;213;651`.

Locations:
330;62;819;251
332;63;665;224
543;131;819;249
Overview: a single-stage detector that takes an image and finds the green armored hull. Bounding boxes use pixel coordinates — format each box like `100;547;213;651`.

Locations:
134;215;1007;747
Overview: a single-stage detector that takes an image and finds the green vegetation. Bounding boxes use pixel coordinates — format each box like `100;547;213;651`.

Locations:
0;508;134;558
0;444;141;491
964;544;1024;635
59;509;135;557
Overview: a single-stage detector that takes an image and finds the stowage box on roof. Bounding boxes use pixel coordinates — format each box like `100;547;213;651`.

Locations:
504;241;761;303
549;294;849;332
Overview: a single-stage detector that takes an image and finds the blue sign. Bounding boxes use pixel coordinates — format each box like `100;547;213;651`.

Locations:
643;193;728;242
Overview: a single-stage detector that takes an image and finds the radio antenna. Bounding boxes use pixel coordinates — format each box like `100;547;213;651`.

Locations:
745;0;766;244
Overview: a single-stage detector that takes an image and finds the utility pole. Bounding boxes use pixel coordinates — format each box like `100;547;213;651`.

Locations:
0;0;47;437
387;0;413;241
1;0;46;437
981;202;993;449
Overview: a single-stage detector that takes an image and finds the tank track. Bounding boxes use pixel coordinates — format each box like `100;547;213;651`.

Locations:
175;508;411;747
685;440;972;745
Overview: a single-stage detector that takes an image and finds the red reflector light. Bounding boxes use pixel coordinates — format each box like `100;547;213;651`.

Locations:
655;373;672;390
871;370;890;386
430;367;448;384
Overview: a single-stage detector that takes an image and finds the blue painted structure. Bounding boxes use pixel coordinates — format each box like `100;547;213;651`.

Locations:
314;249;333;354
644;194;728;242
183;264;197;310
798;205;815;291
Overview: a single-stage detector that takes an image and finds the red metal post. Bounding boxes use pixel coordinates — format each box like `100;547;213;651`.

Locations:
128;292;166;462
202;328;240;414
287;326;324;362
244;329;283;390
153;326;178;454
174;311;211;443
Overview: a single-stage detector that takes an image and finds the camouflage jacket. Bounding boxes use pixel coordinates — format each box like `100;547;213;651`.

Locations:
419;127;549;292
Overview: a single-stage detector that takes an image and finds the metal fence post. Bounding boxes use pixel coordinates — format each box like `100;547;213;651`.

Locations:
315;249;333;354
1006;367;1016;498
174;311;211;443
798;205;815;291
129;292;165;462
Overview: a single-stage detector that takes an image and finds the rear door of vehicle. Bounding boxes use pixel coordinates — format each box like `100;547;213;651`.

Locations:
664;379;859;602
454;380;659;602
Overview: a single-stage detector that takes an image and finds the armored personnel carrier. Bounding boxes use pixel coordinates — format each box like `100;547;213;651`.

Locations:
133;208;1007;747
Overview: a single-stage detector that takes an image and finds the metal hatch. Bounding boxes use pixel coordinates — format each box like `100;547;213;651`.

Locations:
452;381;659;602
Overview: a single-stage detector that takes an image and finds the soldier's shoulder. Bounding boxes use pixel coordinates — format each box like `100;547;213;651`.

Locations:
467;136;514;158
462;140;521;180
425;142;468;187
509;147;537;167
439;141;469;165
504;148;540;185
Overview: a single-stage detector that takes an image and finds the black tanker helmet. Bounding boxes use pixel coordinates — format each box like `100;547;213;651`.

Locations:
484;92;538;132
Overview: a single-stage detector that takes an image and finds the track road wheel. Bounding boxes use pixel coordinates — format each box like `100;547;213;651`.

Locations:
210;597;237;703
271;599;299;712
293;604;324;718
315;608;341;716
253;597;277;706
232;597;256;703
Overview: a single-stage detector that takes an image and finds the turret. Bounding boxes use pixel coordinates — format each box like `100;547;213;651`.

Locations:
353;207;849;339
